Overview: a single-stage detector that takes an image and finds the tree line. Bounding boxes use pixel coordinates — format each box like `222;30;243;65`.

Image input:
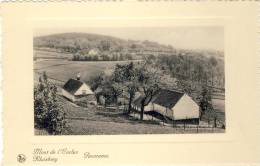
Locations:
72;53;133;61
153;54;225;91
89;60;215;121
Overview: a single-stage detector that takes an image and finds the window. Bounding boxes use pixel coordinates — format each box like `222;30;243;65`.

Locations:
82;90;86;94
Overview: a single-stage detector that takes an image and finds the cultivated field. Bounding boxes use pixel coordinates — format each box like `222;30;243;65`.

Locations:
34;49;73;60
34;59;129;83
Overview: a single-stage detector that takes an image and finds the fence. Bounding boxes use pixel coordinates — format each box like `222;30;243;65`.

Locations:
130;109;225;133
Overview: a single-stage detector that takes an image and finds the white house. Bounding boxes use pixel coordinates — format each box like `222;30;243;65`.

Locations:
62;78;97;105
88;49;99;56
132;89;200;121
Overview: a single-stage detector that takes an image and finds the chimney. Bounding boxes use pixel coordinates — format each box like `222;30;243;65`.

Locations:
76;73;81;80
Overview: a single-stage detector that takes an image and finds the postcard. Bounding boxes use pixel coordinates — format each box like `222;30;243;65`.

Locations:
1;2;260;165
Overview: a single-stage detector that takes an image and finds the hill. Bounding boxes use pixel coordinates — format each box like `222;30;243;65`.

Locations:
34;32;175;57
33;32;224;61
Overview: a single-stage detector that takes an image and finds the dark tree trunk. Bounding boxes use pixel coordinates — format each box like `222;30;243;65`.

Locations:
211;71;214;87
140;104;144;120
140;99;145;120
128;95;133;114
115;97;119;111
214;117;217;128
139;91;156;120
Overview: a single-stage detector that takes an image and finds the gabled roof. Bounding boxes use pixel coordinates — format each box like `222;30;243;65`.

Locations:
153;89;184;108
63;79;84;95
133;89;184;109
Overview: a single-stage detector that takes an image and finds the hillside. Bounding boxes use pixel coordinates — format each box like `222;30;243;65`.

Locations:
34;33;127;50
34;32;225;89
33;33;224;60
34;32;223;60
34;32;175;57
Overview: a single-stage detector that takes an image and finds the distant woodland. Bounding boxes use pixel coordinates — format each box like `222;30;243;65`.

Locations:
34;33;225;90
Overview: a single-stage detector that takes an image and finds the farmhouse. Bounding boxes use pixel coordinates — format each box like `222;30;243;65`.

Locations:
132;89;200;122
62;77;97;105
88;49;99;56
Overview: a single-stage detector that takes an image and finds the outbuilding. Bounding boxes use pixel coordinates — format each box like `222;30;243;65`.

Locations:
132;89;200;122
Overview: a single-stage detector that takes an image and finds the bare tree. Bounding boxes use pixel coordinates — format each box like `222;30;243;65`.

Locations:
135;62;162;120
113;62;139;114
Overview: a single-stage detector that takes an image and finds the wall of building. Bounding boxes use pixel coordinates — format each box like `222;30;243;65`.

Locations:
153;103;173;119
62;89;75;101
75;94;97;105
132;94;199;121
172;94;200;120
74;83;94;96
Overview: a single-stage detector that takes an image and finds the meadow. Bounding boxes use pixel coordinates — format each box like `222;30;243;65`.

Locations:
34;59;128;83
34;49;73;60
34;95;224;135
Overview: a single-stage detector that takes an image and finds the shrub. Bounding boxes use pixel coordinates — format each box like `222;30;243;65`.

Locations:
34;72;67;135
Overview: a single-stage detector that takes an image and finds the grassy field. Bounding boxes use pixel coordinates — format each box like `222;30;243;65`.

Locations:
38;96;224;135
211;98;225;124
34;50;73;60
34;59;128;83
66;118;224;135
212;98;225;112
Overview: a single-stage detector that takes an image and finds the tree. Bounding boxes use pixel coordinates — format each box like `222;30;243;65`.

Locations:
198;86;213;119
209;56;218;86
111;54;119;61
102;77;123;107
34;72;67;135
126;54;133;60
113;62;139;114
88;73;105;91
72;54;80;61
99;40;111;51
93;55;99;61
135;63;162;120
119;54;124;61
209;56;218;67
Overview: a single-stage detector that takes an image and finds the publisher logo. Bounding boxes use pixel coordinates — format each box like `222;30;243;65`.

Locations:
17;154;26;163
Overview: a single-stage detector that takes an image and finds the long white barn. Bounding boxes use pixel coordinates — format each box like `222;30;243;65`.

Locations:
132;89;200;121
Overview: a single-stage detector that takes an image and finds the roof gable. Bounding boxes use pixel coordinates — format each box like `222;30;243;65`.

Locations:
63;79;84;95
133;89;184;109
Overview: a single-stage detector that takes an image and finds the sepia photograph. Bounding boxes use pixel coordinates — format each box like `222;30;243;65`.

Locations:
3;3;260;165
33;27;225;135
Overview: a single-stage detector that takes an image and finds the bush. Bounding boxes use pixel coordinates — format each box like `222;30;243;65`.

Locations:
34;72;67;135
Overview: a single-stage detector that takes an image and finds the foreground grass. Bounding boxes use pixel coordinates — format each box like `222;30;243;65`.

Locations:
35;118;224;135
35;96;225;135
65;119;224;135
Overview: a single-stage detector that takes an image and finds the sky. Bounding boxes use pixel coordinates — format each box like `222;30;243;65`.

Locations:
34;26;224;51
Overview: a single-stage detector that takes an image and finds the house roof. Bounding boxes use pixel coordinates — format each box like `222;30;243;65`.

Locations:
63;79;84;95
153;89;184;108
133;89;184;109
